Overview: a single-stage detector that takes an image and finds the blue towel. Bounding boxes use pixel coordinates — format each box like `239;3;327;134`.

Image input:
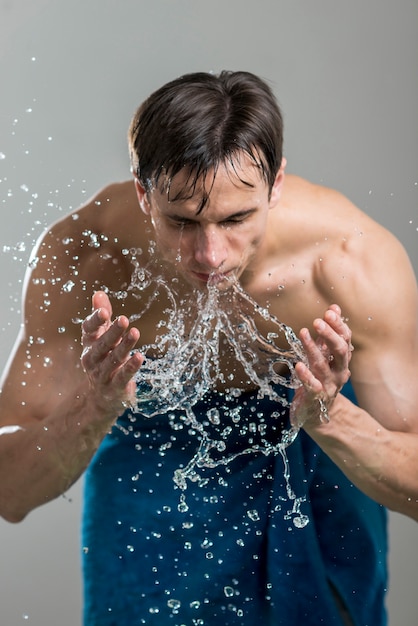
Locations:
82;381;387;625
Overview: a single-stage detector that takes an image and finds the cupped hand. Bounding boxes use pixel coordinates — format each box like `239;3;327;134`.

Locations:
80;291;143;413
290;304;353;428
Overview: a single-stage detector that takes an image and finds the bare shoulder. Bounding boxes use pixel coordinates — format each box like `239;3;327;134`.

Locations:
27;180;144;323
274;174;417;335
282;174;412;277
274;174;389;278
47;179;139;242
285;176;417;339
283;174;368;223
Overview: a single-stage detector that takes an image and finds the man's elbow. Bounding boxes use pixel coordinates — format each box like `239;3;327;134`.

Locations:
0;495;32;523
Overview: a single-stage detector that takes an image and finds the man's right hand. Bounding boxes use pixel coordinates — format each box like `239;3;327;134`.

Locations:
80;291;144;414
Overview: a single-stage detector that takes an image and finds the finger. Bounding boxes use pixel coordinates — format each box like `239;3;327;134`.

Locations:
101;326;141;376
299;327;333;378
81;291;113;338
299;325;351;398
323;307;352;344
81;323;141;390
82;291;113;337
296;328;332;391
82;306;111;338
85;316;132;364
294;360;323;395
313;318;350;365
111;349;144;388
92;290;113;316
82;316;130;370
328;303;341;317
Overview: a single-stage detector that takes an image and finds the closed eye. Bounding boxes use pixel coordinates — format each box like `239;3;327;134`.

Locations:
221;209;257;226
222;216;248;225
166;208;257;228
167;217;196;228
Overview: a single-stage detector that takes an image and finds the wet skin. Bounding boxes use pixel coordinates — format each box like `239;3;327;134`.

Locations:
0;155;417;521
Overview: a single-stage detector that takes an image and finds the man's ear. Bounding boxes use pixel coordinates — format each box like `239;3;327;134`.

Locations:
269;157;287;207
134;178;151;215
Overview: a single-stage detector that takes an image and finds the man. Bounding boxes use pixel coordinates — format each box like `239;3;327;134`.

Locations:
0;71;417;625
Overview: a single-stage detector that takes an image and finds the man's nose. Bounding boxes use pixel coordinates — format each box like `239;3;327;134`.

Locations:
194;225;227;270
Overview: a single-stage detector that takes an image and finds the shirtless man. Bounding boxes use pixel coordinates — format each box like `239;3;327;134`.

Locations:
0;71;417;625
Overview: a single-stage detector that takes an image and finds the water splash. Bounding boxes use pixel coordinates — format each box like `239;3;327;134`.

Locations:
112;256;309;527
132;273;306;415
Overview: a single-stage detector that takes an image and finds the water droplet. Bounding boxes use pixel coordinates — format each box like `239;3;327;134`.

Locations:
182;520;194;529
190;600;201;609
167;598;181;610
207;408;220;425
247;509;260;521
62;280;75;293
293;515;309;529
178;495;189;513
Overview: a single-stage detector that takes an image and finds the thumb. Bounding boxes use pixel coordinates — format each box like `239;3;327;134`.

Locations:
92;290;113;317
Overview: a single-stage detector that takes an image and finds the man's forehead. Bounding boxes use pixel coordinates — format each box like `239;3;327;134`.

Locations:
156;157;266;204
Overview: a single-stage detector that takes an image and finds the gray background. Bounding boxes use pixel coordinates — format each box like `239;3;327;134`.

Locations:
0;0;417;624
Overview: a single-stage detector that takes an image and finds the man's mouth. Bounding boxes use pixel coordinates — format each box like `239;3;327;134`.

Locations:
191;271;232;285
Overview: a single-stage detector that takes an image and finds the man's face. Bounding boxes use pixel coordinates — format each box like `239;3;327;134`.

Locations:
138;155;284;289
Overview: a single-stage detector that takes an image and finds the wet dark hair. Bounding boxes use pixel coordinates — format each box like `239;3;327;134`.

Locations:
128;71;284;211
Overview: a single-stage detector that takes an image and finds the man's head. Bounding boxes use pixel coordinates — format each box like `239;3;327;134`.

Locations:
128;71;284;210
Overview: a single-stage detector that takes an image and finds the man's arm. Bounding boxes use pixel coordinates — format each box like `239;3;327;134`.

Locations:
0;219;143;522
292;225;418;520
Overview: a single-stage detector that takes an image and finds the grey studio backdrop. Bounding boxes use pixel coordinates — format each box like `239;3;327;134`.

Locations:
0;1;417;624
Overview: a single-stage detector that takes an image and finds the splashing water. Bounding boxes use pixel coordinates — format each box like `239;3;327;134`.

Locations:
113;256;310;528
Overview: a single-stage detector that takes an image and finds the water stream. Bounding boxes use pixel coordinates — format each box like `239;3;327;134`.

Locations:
111;253;310;528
